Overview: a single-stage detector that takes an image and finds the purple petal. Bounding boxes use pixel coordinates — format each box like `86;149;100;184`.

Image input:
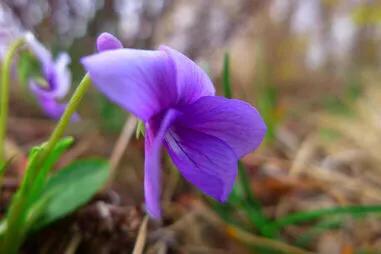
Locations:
30;80;79;122
144;109;179;218
175;96;266;158
51;53;71;98
32;93;79;122
160;46;215;105
81;49;177;121
26;33;71;98
26;34;76;121
25;33;53;77
165;125;237;202
96;33;123;52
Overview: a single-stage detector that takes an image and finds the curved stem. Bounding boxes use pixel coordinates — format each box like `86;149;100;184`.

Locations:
0;38;25;163
38;74;91;163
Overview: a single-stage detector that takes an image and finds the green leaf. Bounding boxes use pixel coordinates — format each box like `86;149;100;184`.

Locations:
135;120;145;139
31;159;109;230
0;147;42;252
25;137;74;208
222;52;232;99
39;137;74;176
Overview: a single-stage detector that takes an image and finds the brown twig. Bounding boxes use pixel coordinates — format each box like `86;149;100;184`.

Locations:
225;225;315;254
106;116;138;187
132;215;149;254
198;204;314;254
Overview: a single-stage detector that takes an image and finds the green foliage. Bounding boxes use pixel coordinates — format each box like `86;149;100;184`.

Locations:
257;85;279;141
0;146;43;253
323;95;353;116
136;120;145;139
295;218;342;247
214;52;381;252
323;73;363;117
264;205;381;238
17;51;41;88
229;163;270;236
0;138;109;254
345;73;362;101
222;52;232;99
213;52;270;237
352;5;381;25
318;128;341;141
31;159;109;230
22;137;75;211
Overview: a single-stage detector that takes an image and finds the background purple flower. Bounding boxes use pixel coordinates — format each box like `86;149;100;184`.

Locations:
82;33;266;218
26;33;78;121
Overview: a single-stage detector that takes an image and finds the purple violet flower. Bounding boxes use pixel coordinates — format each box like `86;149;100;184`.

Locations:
82;33;266;218
25;33;78;121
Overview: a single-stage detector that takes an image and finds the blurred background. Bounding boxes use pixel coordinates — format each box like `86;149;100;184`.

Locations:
2;0;381;253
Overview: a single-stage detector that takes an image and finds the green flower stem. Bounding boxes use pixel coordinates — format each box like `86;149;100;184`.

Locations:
0;149;41;254
0;38;25;163
0;74;91;254
38;74;91;164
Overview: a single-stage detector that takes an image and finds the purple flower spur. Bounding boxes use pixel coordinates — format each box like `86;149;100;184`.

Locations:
26;33;78;121
82;33;266;218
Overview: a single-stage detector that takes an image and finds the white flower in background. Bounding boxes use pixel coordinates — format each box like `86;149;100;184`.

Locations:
0;3;24;58
114;0;165;43
54;0;104;44
2;0;103;46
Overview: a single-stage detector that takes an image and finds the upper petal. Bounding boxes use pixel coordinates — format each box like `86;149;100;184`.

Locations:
165;125;237;202
51;53;71;98
144;109;179;218
160;46;215;105
25;33;53;77
175;96;266;158
28;53;71;99
96;33;123;52
81;49;177;121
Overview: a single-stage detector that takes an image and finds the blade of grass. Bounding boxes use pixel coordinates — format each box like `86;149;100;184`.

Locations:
209;200;244;228
202;203;312;254
222;52;232;99
221;52;270;236
264;205;381;237
230;163;270;236
226;225;313;254
295;217;342;248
